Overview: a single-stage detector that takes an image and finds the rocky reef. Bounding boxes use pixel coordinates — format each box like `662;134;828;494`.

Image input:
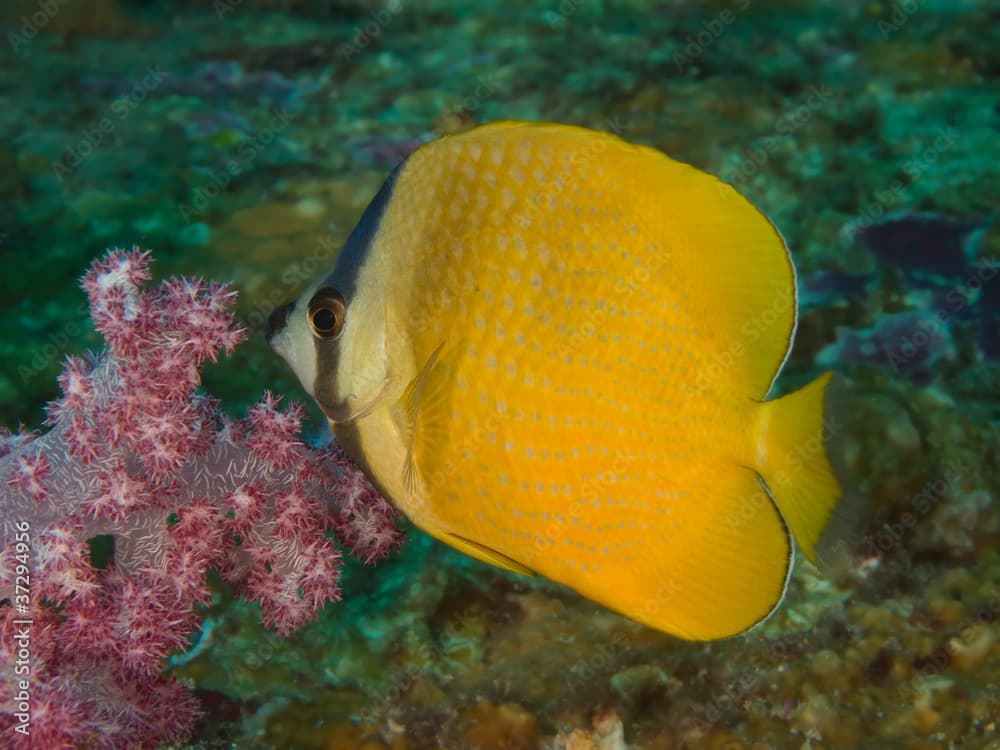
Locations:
1;1;997;748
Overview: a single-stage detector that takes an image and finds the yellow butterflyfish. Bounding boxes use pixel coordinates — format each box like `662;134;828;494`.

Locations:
267;121;848;641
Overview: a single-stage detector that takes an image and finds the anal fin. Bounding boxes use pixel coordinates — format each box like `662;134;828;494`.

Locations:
442;532;537;576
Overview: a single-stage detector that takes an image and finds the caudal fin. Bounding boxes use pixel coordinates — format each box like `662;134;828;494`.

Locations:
753;372;854;565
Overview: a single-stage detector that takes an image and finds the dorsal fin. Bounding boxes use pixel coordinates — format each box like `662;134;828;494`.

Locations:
415;121;798;399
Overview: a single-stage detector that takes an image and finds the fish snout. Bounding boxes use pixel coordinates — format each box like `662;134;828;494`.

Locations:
266;301;294;344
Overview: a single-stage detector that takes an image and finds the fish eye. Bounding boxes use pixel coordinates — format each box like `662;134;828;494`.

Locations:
307;288;346;340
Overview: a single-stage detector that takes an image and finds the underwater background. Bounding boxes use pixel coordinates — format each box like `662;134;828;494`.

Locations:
1;0;998;748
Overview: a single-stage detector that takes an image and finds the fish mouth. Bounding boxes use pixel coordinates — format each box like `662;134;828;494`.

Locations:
319;379;390;424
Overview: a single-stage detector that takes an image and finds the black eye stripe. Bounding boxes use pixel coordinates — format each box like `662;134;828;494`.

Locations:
325;161;403;300
265;302;293;341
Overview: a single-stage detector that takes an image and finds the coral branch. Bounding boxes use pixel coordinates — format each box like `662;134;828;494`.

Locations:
0;247;403;749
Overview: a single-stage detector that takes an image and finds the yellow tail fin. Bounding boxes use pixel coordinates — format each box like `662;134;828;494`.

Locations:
753;372;850;564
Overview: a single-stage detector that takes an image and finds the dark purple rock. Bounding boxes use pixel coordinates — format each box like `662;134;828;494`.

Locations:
800;271;873;308
855;214;986;280
76;61;310;108
976;321;1000;360
348;135;426;166
977;262;1000;315
183;111;253;139
816;311;956;383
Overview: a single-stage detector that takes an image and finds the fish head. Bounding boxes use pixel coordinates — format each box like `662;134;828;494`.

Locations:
267;269;391;425
268;164;409;424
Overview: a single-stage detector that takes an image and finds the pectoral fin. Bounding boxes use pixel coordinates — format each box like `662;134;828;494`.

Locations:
393;342;463;495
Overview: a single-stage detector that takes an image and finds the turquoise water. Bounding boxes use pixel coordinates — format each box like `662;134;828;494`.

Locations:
1;1;997;748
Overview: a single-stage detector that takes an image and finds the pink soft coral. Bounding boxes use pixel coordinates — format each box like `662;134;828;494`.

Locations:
0;248;403;749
